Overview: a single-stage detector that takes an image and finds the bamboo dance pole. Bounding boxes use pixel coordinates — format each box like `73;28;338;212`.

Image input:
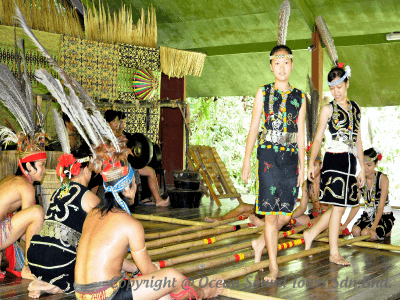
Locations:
145;216;249;240
147;227;263;256
192;234;371;284
148;223;310;256
221;289;286;300
313;237;400;252
155;224;311;268
132;214;206;226
146;224;251;248
175;238;305;274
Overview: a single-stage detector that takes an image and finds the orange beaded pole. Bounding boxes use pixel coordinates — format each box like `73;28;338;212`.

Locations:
192;235;372;285
174;238;306;274
154;224;311;268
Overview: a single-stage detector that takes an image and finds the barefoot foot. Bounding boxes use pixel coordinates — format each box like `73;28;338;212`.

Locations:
248;214;264;227
156;197;169;207
264;268;279;282
204;216;220;223
303;230;314;257
21;265;35;280
251;238;265;270
28;279;62;298
329;254;350;266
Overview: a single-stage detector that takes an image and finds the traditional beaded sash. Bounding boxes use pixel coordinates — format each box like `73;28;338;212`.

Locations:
39;219;81;249
259;129;296;145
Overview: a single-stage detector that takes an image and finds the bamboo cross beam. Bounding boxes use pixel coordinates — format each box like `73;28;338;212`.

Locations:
132;214;206;226
145;216;249;240
154;225;312;269
175;238;305;274
146;224;251;248
193;234;372;284
311;237;400;252
221;289;286;300
147;227;263;256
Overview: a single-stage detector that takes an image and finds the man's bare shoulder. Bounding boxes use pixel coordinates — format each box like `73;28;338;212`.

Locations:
0;175;33;192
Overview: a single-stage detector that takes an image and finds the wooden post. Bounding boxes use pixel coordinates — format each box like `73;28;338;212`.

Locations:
312;27;324;101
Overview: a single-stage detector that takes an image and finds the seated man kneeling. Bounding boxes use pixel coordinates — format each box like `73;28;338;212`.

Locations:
75;158;223;300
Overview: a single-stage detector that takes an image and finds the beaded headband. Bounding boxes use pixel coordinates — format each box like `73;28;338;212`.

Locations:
328;65;351;86
103;163;135;215
364;153;382;163
270;54;293;60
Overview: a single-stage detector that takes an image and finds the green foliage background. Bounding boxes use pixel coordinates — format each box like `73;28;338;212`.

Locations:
188;96;258;194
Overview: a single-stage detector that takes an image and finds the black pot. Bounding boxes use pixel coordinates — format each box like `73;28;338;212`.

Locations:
174;180;201;190
172;170;200;181
168;188;204;208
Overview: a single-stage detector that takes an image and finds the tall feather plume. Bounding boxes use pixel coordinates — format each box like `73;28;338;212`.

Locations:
13;4;74;89
16;38;34;122
52;108;70;154
34;68;95;156
15;3;120;153
306;75;320;144
0;64;34;135
315;16;338;66
0;126;18;146
277;1;291;45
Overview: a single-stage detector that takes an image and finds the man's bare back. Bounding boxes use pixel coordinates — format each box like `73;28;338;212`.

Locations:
76;209;140;283
75;208;223;300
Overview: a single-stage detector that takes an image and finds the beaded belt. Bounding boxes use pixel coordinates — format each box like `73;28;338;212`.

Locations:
39;220;81;248
259;129;297;145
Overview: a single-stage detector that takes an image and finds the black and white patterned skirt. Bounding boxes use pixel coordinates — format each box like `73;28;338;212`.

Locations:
319;152;358;207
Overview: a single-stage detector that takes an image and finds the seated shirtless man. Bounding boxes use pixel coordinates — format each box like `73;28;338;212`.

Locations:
75;161;223;300
0;156;45;279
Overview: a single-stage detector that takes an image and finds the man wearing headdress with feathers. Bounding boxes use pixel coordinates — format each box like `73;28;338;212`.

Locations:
0;53;48;279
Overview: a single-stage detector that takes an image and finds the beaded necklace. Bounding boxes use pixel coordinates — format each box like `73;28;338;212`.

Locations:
268;83;291;133
332;98;354;137
363;171;377;208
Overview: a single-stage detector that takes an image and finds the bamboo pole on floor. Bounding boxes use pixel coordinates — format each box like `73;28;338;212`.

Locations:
175;238;305;274
147;224;311;257
152;224;311;267
221;289;286;300
132;214;206;226
145;216;249;240
192;235;371;284
146;224;252;248
312;237;400;252
147;227;263;256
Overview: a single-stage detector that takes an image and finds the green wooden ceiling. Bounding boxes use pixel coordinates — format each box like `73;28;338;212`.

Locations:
103;0;400;106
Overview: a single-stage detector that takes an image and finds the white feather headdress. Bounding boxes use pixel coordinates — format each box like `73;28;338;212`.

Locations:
13;3;121;158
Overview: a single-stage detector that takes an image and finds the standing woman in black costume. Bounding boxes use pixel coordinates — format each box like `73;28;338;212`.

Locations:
304;65;365;265
242;45;306;281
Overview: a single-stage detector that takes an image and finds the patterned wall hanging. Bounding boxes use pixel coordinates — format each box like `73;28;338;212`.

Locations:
133;68;159;101
59;35;119;101
117;43;161;103
0;25;61;94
